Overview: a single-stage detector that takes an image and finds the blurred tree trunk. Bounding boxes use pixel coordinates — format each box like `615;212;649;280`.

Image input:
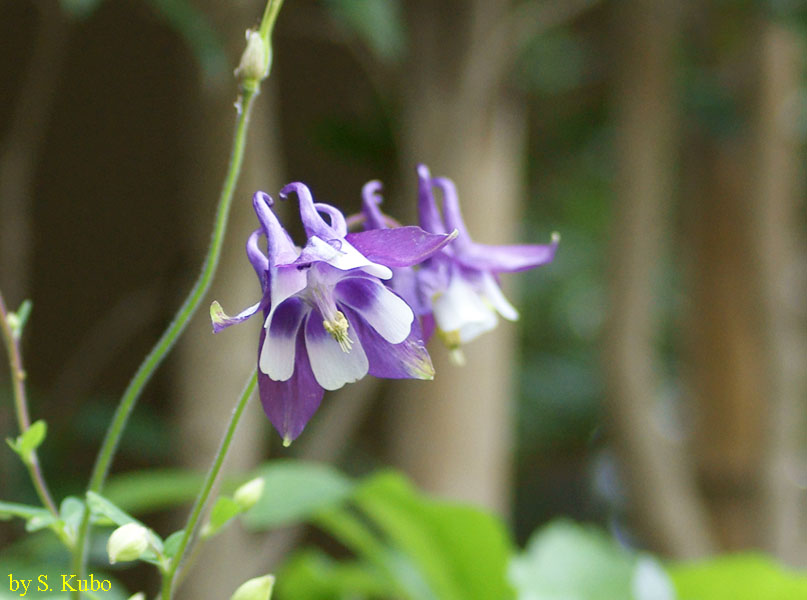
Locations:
173;3;284;597
752;21;807;566
605;0;714;557
388;0;525;514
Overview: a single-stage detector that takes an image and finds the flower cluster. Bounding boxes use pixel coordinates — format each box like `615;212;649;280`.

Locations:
212;167;558;443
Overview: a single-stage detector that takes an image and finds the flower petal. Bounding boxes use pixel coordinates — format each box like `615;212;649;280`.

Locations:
478;271;519;321
297;236;392;279
432;274;498;344
336;277;414;344
417;164;446;234
456;233;560;273
259;297;308;381
211;300;262;334
280;182;336;239
361;180;387;229
344;227;457;268
246;229;269;285
257;327;324;444
252;192;298;266
265;266;307;324
344;307;434;380
313;202;347;237
304;309;369;390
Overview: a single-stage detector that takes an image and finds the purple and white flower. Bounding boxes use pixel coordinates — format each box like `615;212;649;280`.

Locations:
413;165;559;362
211;183;454;444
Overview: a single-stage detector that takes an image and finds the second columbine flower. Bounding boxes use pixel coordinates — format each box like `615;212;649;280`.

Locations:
212;183;454;444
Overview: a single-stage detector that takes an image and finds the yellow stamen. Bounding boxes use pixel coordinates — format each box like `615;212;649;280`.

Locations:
323;310;353;353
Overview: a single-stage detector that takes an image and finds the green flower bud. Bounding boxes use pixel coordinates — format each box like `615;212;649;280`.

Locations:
107;523;150;564
231;575;275;600
234;477;265;510
127;594;146;600
235;29;271;84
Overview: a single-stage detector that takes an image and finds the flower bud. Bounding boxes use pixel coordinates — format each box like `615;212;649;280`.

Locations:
127;594;146;600
107;523;150;564
234;477;265;510
235;29;271;83
230;575;275;600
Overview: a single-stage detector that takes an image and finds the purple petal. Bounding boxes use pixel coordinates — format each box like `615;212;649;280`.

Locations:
252;192;298;266
257;325;324;445
361;180;388;230
280;182;336;239
433;176;473;251
456;233;560;273
259;297;309;381
246;229;269;287
335;277;414;344
344;227;457;268
343;307;434;380
211;299;263;333
417;164;447;234
304;308;369;390
314;202;347;237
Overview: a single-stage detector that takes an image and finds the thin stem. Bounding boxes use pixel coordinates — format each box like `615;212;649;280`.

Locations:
70;84;258;591
0;291;58;516
161;371;258;600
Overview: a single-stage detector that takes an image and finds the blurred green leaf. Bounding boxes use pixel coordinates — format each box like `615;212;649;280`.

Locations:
203;496;241;538
18;420;47;458
59;496;84;541
508;520;636;599
86;491;138;528
144;0;227;79
276;549;395;600
354;471;514;600
244;460;354;530
325;0;406;62
163;530;185;558
670;554;807;600
0;500;51;522
104;469;206;514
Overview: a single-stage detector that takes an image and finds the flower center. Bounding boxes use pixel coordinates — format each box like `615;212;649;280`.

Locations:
323;310;353;353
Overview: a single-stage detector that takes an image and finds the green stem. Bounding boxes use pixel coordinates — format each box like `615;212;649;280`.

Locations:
0;291;58;516
161;371;258;600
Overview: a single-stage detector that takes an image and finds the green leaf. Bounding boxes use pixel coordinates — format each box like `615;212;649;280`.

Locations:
163;530;185;558
277;549;396;600
353;471;514;600
18;420;47;457
670;553;807;600
86;491;137;527
0;500;51;522
243;460;354;530
325;0;406;62
59;496;85;540
203;496;241;538
508;520;636;600
104;468;206;514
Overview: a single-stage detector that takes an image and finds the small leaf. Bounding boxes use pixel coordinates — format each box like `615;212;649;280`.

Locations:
86;491;138;527
203;497;242;538
163;530;185;558
8;299;33;339
18;420;47;457
0;500;51;522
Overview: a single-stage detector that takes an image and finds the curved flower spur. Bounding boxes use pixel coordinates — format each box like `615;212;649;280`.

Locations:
211;183;456;444
359;165;559;365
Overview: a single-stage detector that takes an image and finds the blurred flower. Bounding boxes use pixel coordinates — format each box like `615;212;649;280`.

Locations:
212;184;454;444
414;165;559;363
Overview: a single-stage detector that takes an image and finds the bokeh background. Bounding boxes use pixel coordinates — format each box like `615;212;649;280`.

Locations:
1;0;806;597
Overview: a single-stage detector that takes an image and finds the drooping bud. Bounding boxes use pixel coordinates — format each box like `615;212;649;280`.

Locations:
230;575;275;600
107;523;150;564
234;477;265;511
235;29;271;85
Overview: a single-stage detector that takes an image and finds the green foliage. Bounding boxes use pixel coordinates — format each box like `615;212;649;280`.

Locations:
244;460;354;530
325;0;406;62
670;554;807;600
203;496;243;538
277;550;395;599
104;469;207;514
7;420;47;464
509;520;674;600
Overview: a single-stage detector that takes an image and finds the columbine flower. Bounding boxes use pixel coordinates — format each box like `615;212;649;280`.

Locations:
413;165;559;363
212;183;454;444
